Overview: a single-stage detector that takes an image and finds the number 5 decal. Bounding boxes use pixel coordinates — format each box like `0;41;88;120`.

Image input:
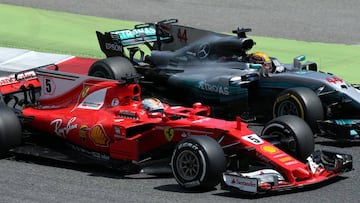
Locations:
43;77;55;95
242;134;264;145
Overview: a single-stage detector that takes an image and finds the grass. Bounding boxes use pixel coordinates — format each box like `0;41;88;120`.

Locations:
0;3;359;83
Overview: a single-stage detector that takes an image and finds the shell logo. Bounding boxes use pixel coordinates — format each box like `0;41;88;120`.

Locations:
89;125;109;147
261;145;278;154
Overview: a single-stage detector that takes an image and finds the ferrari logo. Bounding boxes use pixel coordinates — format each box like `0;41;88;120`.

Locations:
164;127;174;141
81;86;90;97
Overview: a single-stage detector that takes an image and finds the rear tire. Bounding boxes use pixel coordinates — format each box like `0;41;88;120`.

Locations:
171;136;226;190
88;57;137;80
261;115;314;161
0;105;22;155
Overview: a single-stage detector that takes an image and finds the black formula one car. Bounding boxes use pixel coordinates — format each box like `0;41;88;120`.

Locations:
90;19;360;139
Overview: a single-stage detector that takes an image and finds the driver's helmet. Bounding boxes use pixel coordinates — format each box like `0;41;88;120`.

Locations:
248;52;271;64
141;98;165;114
248;52;273;73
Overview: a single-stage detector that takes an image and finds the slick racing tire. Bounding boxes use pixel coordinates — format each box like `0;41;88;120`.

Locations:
273;87;324;131
88;57;137;80
0;105;22;156
171;136;226;190
261;115;314;161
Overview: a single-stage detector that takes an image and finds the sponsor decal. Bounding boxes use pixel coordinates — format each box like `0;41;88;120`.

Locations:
114;126;121;134
197;43;210;59
118;110;138;119
198;81;229;95
81;86;90;98
89;125;109;147
284;160;299;165
0;76;17;86
177;141;200;151
155;126;212;139
223;174;257;193
295;70;308;74
0;71;36;86
274;153;287;158
192;117;211;123
77;88;106;110
79;101;102;109
261;145;278;153
105;43;122;51
326;76;343;84
181;132;188;138
113;125;124;139
279;156;293;162
114;27;156;40
79;125;88;142
70;144;110;160
164;127;174;141
256;152;271;164
180;131;208;138
50;117;78;138
16;71;37;80
111;98;120;106
242;134;264;145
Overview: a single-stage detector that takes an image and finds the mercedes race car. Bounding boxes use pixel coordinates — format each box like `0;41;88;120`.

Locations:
91;19;360;139
0;65;352;194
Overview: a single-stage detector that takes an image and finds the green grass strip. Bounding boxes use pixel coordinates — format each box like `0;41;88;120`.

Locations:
0;4;138;58
0;3;359;83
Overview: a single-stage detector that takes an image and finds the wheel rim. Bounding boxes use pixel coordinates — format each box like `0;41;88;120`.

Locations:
176;150;200;181
268;130;297;154
277;100;300;116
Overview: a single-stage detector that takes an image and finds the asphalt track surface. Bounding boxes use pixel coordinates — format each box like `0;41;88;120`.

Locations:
1;0;360;45
0;1;360;203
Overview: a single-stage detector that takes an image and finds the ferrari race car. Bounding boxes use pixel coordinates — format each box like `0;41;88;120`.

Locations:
0;65;353;194
91;19;360;139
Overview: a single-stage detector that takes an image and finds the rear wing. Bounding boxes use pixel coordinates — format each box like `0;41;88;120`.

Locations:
0;63;141;104
97;19;255;60
96;19;177;57
0;65;53;96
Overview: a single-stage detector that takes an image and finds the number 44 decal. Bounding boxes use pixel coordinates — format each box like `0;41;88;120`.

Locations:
177;28;188;43
326;76;343;84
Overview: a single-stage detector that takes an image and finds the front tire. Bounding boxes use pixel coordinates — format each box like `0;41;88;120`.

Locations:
88;57;137;80
171;136;226;190
0;105;22;156
273;87;324;131
261;115;314;161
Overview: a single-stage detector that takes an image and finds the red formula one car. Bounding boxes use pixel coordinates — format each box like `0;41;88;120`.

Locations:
0;65;352;194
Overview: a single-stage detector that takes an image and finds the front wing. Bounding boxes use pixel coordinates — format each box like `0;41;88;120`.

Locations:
317;119;360;139
222;150;353;194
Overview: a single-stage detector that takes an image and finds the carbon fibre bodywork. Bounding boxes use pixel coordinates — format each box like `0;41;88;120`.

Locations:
94;19;360;139
0;66;353;194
